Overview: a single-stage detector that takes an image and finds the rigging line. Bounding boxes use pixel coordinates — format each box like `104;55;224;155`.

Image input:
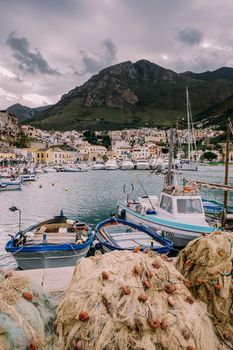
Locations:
135;175;155;210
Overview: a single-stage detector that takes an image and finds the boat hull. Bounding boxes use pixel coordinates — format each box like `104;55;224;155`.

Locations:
120;165;135;170
11;246;90;269
118;203;214;248
0;183;21;191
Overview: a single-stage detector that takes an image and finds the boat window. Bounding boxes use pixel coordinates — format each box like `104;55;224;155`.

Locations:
160;195;173;213
177;198;202;214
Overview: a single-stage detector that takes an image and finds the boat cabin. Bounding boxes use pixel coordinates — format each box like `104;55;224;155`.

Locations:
157;192;206;222
128;186;207;225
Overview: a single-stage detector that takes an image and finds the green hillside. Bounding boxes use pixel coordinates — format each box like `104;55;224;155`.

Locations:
12;59;233;131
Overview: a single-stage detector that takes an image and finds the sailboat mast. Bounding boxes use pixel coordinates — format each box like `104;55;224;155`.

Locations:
186;87;191;161
164;128;174;187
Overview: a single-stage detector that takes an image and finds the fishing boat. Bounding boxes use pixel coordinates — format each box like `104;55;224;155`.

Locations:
117;129;214;248
5;211;93;269
21;174;36;181
95;217;173;253
0;179;21;191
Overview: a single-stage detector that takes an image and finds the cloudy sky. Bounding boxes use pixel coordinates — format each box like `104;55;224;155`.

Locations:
1;0;233;109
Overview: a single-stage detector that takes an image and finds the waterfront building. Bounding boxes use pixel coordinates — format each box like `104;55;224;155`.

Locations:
35;147;77;164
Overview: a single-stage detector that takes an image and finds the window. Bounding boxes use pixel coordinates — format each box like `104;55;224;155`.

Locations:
177;199;202;214
160;195;173;213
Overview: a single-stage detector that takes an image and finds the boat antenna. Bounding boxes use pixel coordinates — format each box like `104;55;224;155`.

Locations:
164;128;174;187
135;175;155;210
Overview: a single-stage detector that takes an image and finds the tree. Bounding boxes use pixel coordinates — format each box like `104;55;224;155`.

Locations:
102;134;111;149
201;151;217;162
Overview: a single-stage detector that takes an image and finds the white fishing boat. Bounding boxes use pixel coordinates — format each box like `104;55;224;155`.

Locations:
135;159;150;170
117;129;214;248
104;158;119;170
0;179;21;191
177;87;198;172
21;174;36;182
120;159;135;170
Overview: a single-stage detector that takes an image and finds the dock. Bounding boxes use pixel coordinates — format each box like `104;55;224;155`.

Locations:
15;266;75;293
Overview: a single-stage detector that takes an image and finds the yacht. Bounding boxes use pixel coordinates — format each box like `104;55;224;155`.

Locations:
120;159;135;170
92;161;105;170
135;159;150;170
104;159;119;170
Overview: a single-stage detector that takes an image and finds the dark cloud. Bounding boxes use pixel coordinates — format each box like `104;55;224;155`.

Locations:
77;38;117;75
177;27;203;46
6;32;60;75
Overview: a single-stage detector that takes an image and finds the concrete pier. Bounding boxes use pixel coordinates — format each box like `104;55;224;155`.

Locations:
16;266;75;292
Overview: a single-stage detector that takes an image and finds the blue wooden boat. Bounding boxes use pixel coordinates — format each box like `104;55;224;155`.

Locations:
202;198;233;216
5;211;93;270
95;218;173;253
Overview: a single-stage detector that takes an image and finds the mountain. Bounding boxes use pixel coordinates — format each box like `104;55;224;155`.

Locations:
13;60;233;130
7;103;51;122
181;67;233;82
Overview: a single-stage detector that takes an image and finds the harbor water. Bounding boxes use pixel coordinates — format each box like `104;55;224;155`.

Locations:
0;165;232;269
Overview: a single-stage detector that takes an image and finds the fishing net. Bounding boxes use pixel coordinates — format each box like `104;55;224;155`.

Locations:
176;231;233;348
55;250;225;350
0;269;56;350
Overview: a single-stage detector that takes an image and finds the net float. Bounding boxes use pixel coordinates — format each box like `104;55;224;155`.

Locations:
167;296;175;306
152;259;161;269
165;283;176;294
79;311;89;322
22;291;33;301
143;279;152;289
133;265;141;275
133;246;141;253
160;319;168;330
121;285;131;295
102;271;109;280
138;294;148;302
147;317;160;329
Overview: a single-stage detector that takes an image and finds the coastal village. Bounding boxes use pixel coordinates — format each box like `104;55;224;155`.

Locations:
0;109;228;166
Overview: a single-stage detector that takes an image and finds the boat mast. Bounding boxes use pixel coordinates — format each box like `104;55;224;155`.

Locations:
164;128;174;187
186;87;191;161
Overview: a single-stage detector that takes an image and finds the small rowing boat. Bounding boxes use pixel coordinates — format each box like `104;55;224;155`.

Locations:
5;210;93;269
95;218;173;253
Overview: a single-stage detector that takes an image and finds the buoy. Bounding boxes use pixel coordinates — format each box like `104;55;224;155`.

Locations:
64;188;68;191
39;184;42;188
52;183;54;186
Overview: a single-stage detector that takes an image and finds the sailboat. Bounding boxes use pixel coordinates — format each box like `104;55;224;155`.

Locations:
177;87;198;171
117;129;214;248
